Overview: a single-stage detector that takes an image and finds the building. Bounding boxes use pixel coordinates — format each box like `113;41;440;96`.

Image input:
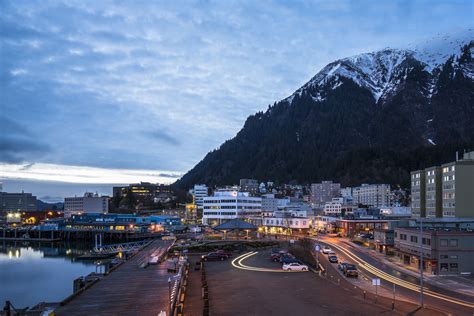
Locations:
411;151;474;218
314;215;337;232
263;216;310;235
394;227;474;275
112;182;173;208
192;184;208;218
64;193;109;218
0;192;37;224
239;179;259;196
261;194;278;216
340;187;353;204
310;181;341;205
202;190;261;226
352;184;391;208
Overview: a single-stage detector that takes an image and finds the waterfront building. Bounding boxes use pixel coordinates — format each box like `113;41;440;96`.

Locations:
314;215;337;232
310;181;341;205
352;184;391;208
410;150;474;218
0;191;37;224
64;193;109;218
112;182;173;207
394;226;474;275
239;179;259;196
263;216;310;235
202;190;261;226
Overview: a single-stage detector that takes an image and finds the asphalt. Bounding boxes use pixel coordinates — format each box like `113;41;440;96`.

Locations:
317;237;474;315
197;249;431;316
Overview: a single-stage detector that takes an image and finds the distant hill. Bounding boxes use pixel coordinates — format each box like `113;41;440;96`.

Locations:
176;30;474;189
37;200;64;211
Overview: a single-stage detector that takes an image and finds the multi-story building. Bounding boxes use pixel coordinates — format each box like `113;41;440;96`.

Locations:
411;170;426;217
310;181;341;205
64;192;109;218
394;227;474;275
0;192;37;212
202;190;261;226
352;184;391;208
425;167;442;217
441;151;474;217
192;184;208;217
263;216;310;235
411;151;474;218
0;191;38;224
239;179;259;196
323;198;344;216
112;182;173;207
261;194;278;216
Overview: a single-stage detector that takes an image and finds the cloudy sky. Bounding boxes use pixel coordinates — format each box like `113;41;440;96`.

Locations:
1;0;473;201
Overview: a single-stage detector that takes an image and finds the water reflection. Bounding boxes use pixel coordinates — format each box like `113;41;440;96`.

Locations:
0;241;106;309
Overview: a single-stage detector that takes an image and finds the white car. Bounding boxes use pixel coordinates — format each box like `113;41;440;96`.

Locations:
283;262;309;271
321;246;332;254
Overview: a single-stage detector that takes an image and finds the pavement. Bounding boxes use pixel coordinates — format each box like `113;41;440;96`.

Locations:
185;249;443;316
316;237;474;315
332;237;474;297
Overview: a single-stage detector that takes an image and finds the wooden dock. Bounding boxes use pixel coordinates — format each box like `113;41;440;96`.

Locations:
55;239;174;316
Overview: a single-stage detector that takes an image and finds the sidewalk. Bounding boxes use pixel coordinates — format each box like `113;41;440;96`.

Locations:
343;240;474;297
183;255;204;316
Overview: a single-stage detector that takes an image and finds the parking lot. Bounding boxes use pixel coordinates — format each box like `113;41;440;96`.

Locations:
200;249;404;316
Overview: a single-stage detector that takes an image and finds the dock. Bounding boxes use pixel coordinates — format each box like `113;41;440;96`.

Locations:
55;239;175;316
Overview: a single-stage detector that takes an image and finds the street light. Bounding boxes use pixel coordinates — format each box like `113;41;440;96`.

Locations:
419;216;424;308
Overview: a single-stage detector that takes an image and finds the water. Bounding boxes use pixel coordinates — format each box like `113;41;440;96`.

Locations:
0;241;105;309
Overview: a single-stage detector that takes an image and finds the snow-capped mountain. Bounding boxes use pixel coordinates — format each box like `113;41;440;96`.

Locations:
177;31;474;189
287;29;473;103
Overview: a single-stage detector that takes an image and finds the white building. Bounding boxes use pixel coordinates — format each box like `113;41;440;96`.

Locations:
202;190;261;226
64;192;109;218
323;198;343;216
314;215;338;231
352;184;391;208
263;216;310;231
192;184;208;211
261;194;278;216
311;181;341;205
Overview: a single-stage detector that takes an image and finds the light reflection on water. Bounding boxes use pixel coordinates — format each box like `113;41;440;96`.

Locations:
0;241;105;309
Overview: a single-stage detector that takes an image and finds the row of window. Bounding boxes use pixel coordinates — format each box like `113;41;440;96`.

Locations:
203;212;237;216
204;206;260;210
442;166;455;173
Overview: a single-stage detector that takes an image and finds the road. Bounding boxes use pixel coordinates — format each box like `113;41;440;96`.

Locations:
316;236;474;315
200;249;429;316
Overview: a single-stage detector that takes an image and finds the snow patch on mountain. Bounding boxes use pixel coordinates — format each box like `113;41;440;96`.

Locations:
284;30;473;104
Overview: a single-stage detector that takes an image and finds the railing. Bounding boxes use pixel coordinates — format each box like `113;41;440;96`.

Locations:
93;240;153;254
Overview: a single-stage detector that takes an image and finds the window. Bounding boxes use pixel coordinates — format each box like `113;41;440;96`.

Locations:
422;238;431;246
440;239;448;247
440;255;448;259
440;263;448;272
449;255;458;259
449;239;458;247
410;236;418;243
449;263;458;271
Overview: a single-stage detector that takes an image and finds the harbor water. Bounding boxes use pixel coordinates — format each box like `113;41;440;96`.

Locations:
0;241;106;309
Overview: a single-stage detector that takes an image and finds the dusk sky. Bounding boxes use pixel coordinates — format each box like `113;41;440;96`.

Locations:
1;0;473;201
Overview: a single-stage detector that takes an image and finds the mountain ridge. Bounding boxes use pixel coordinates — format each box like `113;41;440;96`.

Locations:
175;31;474;189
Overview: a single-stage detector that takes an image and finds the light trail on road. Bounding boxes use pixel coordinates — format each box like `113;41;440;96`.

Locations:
324;241;474;309
231;252;307;273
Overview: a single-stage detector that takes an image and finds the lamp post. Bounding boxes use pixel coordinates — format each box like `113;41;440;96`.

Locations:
419;217;424;308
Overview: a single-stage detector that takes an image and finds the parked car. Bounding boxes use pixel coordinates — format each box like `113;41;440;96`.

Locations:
271;252;281;262
322;246;332;254
283;262;309;271
215;249;232;257
338;262;348;271
343;264;359;277
328;255;338;263
201;252;227;261
280;255;300;265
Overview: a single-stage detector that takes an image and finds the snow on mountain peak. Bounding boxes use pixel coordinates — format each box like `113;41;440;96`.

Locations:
285;30;473;104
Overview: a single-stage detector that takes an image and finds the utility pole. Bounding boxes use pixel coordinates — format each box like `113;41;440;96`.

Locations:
419;217;424;308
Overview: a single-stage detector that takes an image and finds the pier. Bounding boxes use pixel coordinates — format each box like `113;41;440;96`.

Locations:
55;239;178;316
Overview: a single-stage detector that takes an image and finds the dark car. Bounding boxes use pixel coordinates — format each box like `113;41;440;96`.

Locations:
271;252;281;262
215;249;232;258
328;255;338;263
338;262;347;271
280;255;299;265
201;252;227;261
343;264;359;277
